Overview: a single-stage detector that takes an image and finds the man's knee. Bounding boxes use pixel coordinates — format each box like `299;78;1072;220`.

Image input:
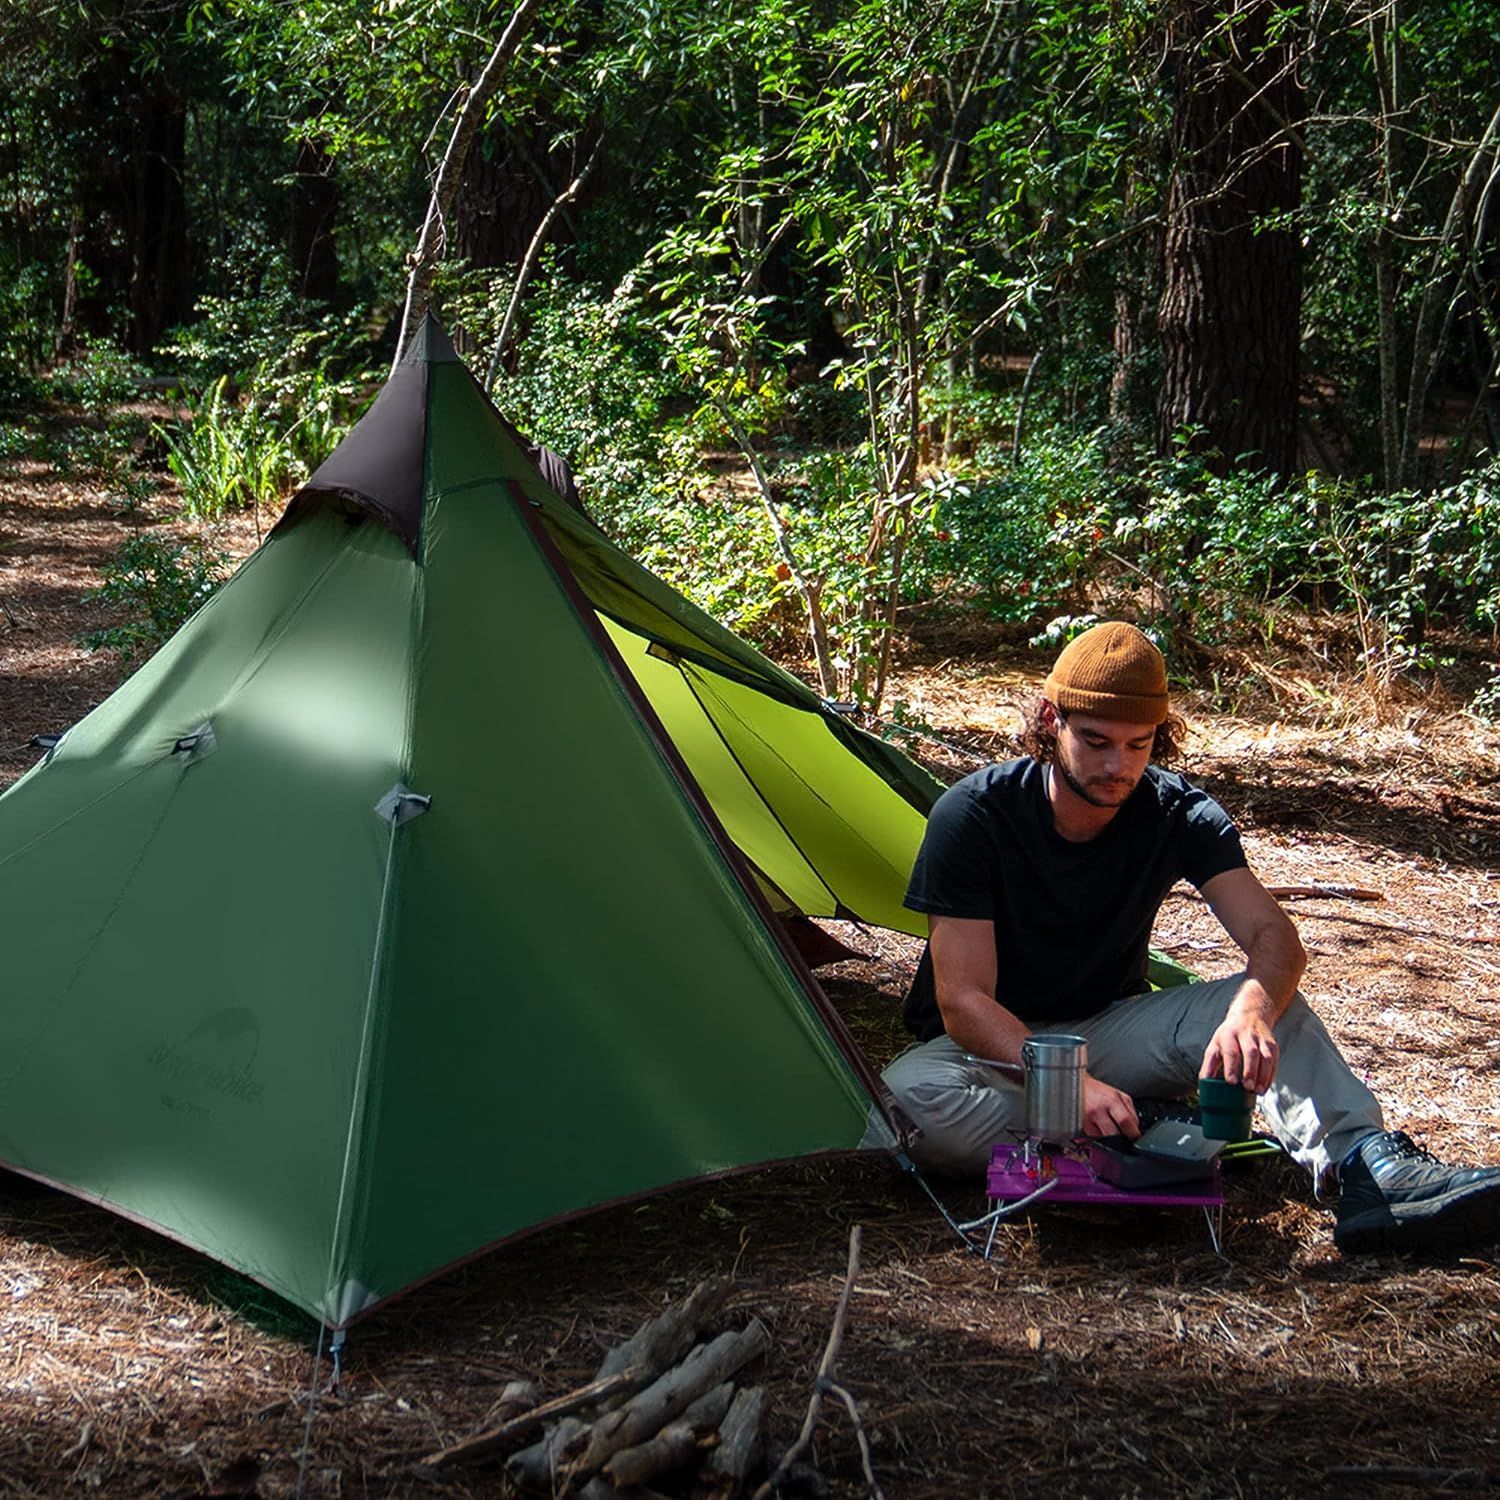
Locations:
1271;992;1318;1042
882;1045;1019;1176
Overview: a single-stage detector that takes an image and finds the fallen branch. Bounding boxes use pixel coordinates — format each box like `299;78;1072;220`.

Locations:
753;1225;866;1500
1172;883;1383;904
1264;884;1382;902
419;1367;644;1470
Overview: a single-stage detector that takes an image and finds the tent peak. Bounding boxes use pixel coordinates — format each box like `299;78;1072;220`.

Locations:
403;314;461;367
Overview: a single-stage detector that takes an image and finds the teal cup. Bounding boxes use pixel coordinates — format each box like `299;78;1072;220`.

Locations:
1198;1076;1256;1140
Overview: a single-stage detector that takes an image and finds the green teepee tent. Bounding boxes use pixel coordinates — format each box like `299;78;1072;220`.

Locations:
0;319;941;1325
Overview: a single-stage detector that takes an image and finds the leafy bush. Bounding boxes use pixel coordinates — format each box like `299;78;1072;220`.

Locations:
908;429;1116;621
162;291;368;396
1472;667;1500;723
900;420;1499;681
0;262;53;405
47;337;151;410
0;424;33;462
495;268;704;537
82;532;229;661
155;299;373;518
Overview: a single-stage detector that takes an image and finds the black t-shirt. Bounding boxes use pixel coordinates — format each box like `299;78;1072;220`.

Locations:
902;758;1247;1040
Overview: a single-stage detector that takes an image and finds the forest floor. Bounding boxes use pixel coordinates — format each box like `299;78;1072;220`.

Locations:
2;449;1499;1498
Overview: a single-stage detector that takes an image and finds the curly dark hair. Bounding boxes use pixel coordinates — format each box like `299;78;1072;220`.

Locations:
1018;694;1187;768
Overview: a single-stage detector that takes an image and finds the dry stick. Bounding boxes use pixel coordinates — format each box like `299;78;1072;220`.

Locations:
753;1224;867;1500
390;0;544;373
574;1321;770;1478
419;1367;644;1470
701;1385;768;1498
595;1276;733;1387
1263;884;1382;902
1259;907;1500;948
601;1381;735;1489
1170;883;1382;904
822;1381;885;1500
0;594;33;629
484;136;604;392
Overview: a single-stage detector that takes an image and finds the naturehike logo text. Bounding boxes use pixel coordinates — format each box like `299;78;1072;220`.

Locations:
147;1043;264;1104
145;1007;266;1109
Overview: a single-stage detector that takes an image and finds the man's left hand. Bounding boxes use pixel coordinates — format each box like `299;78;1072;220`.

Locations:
1200;989;1280;1093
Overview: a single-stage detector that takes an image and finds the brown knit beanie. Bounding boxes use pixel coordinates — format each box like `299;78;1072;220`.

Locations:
1042;621;1169;724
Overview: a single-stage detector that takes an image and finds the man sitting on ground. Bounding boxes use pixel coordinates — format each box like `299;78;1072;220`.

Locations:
883;620;1500;1253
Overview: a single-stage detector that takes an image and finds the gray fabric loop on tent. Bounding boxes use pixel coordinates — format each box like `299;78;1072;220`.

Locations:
374;783;432;827
172;721;217;762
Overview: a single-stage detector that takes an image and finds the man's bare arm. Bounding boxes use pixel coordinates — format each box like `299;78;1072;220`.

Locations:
1198;866;1309;1092
928;915;1138;1138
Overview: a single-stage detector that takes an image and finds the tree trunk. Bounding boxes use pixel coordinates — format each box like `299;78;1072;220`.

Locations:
1156;0;1303;477
290;132;339;303
124;76;190;354
455;127;552;270
1109;173;1161;450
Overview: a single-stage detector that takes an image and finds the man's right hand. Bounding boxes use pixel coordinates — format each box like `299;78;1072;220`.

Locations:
1082;1073;1139;1139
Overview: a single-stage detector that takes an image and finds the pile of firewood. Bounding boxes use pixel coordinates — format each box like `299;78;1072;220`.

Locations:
419;1227;875;1499
420;1277;770;1497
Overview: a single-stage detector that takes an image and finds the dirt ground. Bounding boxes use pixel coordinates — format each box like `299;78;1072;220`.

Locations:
2;452;1499;1498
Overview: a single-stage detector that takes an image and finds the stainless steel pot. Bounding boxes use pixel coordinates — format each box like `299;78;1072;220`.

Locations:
1020;1033;1087;1144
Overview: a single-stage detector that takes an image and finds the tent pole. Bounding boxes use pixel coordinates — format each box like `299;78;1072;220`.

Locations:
506;482;909;1145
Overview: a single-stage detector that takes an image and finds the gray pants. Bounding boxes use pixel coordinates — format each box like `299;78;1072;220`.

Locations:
877;974;1384;1181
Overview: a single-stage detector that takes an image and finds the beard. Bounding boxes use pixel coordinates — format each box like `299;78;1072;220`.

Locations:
1053;746;1142;808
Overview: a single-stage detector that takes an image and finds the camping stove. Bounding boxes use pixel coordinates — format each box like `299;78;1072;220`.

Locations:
954;1034;1225;1259
970;1141;1225;1261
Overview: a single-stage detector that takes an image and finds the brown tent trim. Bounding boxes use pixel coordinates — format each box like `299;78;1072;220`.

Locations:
336;1143;904;1332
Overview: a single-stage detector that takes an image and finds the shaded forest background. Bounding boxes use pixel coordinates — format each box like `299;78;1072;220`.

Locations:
2;0;1499;717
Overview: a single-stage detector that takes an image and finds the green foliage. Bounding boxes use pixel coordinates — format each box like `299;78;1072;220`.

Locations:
156;300;372;518
158;376;309;521
1307;467;1500;677
1029;613;1106;651
4;0;1498;713
26;338;156;487
82;532;229;661
1472;668;1500;723
493;268;701;537
48;337;151;409
159;378;260;520
909;430;1115;621
0;263;53;403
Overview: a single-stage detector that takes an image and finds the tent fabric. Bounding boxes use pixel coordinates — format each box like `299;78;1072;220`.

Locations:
0;318;941;1325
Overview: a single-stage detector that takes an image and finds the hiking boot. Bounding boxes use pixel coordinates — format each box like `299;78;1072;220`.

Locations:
1334;1130;1500;1254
